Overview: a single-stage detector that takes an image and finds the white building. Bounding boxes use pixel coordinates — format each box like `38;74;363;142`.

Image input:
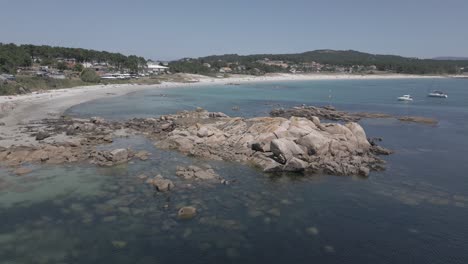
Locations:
147;62;169;74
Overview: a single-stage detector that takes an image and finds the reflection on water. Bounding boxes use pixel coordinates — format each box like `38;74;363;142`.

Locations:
2;79;468;263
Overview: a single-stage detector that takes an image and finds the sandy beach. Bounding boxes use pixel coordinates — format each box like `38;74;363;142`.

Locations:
0;73;442;147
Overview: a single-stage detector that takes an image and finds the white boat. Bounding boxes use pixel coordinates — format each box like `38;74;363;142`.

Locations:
428;91;448;98
398;95;413;101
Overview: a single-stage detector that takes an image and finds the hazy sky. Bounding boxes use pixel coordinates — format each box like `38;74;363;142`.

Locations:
0;0;467;60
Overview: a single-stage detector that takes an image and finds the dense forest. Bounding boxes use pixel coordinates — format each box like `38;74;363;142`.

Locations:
170;50;468;75
0;43;147;73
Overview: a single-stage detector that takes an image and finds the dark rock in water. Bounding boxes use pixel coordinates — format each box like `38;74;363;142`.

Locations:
35;131;51;140
368;137;383;146
178;206;197;220
0;122;5;126
270;105;437;125
371;145;394;155
270;105;361;122
398;116;438;125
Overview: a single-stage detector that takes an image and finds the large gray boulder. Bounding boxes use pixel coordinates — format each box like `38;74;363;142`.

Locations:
197;126;215;137
345;122;371;150
270;138;305;163
296;130;331;155
283;157;309;172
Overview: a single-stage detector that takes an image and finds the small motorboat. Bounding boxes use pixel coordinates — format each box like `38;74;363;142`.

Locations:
398;95;413;101
428;91;448;98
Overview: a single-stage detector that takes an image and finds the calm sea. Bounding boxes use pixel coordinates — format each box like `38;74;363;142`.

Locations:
1;78;468;264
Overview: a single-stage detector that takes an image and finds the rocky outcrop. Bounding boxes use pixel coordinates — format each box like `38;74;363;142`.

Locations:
0;109;392;177
154;110;390;176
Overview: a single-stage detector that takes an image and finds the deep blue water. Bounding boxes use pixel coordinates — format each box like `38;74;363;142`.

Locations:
1;78;468;264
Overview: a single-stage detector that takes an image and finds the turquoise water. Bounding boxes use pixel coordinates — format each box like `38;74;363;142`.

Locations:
1;78;468;263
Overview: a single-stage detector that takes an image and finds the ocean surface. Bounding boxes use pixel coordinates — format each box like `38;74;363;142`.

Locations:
1;78;468;264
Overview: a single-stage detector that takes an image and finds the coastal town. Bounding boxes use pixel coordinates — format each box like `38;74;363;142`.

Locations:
1;58;169;82
2;43;468;96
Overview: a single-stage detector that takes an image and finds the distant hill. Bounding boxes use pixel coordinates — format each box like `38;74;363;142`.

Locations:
170;50;468;75
433;56;468;61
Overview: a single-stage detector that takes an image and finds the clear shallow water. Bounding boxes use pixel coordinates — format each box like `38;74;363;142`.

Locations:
1;78;468;263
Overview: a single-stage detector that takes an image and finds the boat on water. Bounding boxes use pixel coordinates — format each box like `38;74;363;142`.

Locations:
398;95;413;101
428;91;448;98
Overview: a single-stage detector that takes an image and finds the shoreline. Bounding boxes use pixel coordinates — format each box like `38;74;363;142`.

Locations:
0;73;443;147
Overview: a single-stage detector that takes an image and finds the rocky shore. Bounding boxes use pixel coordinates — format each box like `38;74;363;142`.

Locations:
1;107;392;177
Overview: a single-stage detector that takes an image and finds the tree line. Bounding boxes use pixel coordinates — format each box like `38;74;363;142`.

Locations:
170;50;468;75
0;43;147;74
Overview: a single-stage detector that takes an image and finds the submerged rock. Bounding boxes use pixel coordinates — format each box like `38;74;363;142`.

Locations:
178;206;197;220
175;165;220;181
271;105;438;125
324;245;335;253
134;150;151;161
13;167;33;176
306;226;319;235
137;174;149;180
111;240;127;249
147;175;174;192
